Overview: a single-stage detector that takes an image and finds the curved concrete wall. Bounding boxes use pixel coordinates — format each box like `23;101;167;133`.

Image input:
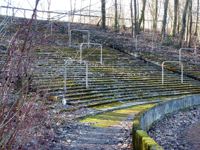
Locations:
140;95;200;131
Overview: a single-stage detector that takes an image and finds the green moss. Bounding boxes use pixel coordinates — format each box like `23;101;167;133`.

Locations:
134;130;163;150
92;102;123;110
81;104;156;128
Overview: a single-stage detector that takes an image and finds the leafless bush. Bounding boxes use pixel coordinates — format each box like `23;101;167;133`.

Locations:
0;0;53;148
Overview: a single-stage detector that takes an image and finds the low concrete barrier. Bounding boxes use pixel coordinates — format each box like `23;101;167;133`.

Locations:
132;94;200;150
140;95;200;131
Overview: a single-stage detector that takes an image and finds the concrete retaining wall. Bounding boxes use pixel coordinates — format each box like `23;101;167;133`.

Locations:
140;95;200;131
132;94;200;150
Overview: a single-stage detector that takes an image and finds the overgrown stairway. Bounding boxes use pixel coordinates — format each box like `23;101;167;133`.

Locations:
31;45;200;149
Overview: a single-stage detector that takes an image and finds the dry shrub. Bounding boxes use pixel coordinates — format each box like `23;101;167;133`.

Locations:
0;0;54;149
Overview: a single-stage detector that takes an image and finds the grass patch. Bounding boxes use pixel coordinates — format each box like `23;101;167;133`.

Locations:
92;102;123;110
80;104;156;128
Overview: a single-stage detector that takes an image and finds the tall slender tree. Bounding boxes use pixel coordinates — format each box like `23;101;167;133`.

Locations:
195;0;199;35
172;0;179;37
153;0;158;31
101;0;106;29
130;0;134;36
187;0;193;47
114;0;118;31
134;0;139;36
139;0;147;30
179;0;190;47
161;0;169;40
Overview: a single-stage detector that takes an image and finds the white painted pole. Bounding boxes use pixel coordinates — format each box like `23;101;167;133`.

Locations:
162;61;184;85
64;60;67;94
62;60;67;105
85;61;88;88
80;44;83;63
162;63;164;85
181;63;183;84
100;45;103;65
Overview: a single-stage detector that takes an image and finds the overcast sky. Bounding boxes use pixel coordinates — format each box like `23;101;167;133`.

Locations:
0;0;107;11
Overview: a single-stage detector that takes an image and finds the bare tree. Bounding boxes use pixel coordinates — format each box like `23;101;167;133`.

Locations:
172;0;179;37
187;0;193;47
139;0;147;31
101;0;106;29
153;0;158;31
114;0;118;31
161;0;169;40
179;0;190;47
134;0;139;36
130;0;134;36
194;0;199;35
0;0;43;148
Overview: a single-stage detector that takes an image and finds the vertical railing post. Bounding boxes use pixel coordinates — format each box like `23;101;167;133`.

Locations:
62;60;67;105
162;61;184;85
181;63;183;84
85;61;89;88
64;60;67;95
162;63;164;85
80;44;83;63
100;45;103;65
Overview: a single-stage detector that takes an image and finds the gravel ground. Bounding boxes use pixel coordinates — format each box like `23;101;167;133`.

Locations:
148;106;200;150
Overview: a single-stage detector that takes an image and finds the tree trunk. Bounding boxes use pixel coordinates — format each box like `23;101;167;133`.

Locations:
130;0;134;37
172;0;179;37
195;0;199;35
179;0;190;47
139;0;147;30
153;0;158;31
161;0;169;40
114;0;118;31
177;1;181;34
187;0;193;47
47;0;51;20
134;0;139;37
101;0;106;29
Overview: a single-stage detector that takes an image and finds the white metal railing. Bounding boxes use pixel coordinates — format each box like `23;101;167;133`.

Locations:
80;43;103;64
69;29;90;47
179;48;197;62
162;61;183;85
63;59;89;104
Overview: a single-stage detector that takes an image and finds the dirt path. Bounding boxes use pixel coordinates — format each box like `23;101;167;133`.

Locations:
52;114;135;150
